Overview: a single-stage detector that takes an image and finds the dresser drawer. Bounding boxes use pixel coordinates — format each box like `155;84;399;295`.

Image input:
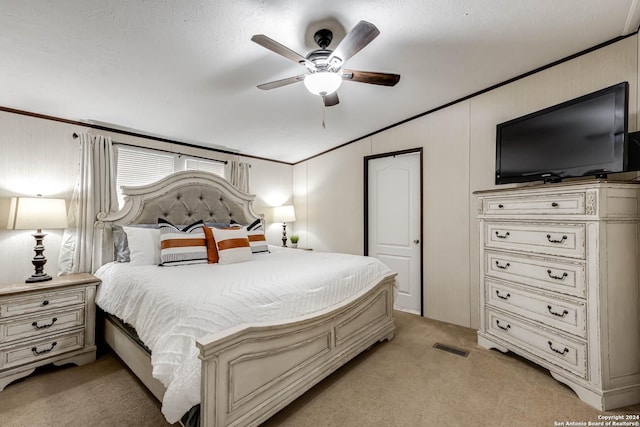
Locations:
484;192;586;216
0;307;85;343
0;331;84;371
485;279;586;338
0;289;85;318
485;222;585;259
485;251;586;298
486;309;587;378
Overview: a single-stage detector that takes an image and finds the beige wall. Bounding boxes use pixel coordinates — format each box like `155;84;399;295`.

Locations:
0;113;83;284
293;35;639;329
0;112;292;284
294;139;372;254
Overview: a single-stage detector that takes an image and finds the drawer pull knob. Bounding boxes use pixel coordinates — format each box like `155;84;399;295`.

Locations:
32;342;57;355
547;269;568;280
41;300;49;306
495;290;511;300
546;234;567;244
496;320;511;331
547;305;569;318
551;202;559;207
32;318;57;330
495;231;510;239
495;261;510;270
498;204;504;209
547;341;569;355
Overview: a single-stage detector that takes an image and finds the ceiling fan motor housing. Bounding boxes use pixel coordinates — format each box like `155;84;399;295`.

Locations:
306;49;332;71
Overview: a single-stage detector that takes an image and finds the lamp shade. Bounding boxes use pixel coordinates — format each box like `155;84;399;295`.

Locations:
272;205;296;223
7;197;68;230
303;72;342;96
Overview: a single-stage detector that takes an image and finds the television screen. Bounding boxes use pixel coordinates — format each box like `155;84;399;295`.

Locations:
495;82;629;184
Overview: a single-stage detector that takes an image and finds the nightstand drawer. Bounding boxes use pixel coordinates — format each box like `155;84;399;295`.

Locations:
484;192;586;216
0;307;85;343
486;309;587;379
485;222;585;259
485;279;586;338
0;331;84;371
0;289;85;318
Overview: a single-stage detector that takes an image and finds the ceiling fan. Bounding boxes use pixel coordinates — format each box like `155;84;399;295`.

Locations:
251;20;400;107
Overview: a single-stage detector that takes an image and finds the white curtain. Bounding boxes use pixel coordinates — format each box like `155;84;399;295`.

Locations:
229;160;251;193
58;133;118;274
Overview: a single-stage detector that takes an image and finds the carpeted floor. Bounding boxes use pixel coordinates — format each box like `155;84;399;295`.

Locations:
1;311;638;426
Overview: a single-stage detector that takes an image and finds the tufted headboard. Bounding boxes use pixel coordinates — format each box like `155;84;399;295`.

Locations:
93;171;263;269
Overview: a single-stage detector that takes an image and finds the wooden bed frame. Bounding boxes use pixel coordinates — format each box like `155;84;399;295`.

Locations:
93;171;396;427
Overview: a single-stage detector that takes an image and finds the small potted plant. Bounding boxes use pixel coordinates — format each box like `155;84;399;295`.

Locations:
290;235;299;248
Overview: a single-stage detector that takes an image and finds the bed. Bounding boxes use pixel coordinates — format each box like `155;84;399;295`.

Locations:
92;171;396;427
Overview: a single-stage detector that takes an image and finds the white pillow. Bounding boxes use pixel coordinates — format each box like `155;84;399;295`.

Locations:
211;227;252;265
123;226;161;266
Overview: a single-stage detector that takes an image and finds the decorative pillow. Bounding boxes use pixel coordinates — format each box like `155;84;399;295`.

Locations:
158;219;208;266
211;227;252;264
245;219;269;254
122;226;161;266
112;225;130;262
202;226;219;264
246;218;261;231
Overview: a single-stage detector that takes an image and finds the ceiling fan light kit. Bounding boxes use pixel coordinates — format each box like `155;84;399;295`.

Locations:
303;72;342;96
252;20;400;108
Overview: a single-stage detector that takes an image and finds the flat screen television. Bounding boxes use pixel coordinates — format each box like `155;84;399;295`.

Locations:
495;81;637;185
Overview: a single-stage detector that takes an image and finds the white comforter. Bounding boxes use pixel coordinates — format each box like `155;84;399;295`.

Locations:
95;246;392;423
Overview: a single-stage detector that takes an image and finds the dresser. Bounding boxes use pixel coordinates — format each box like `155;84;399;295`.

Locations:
0;273;99;390
476;181;640;410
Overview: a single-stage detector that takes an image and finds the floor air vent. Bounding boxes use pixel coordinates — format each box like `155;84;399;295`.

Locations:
433;343;469;357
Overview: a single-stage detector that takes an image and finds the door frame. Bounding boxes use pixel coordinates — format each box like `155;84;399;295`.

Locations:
364;148;424;316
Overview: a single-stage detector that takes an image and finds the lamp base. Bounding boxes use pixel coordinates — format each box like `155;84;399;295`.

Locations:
282;222;288;247
26;230;51;284
26;273;52;283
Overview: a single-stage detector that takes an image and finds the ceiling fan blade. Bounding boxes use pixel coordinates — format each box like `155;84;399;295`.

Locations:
323;92;339;107
342;69;400;86
257;74;305;90
251;34;313;69
327;21;380;69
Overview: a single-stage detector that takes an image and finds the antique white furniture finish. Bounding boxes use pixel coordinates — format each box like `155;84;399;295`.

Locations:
476;181;640;410
0;273;98;390
94;171;396;427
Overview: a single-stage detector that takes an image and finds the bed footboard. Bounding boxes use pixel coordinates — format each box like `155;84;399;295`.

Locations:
196;273;396;427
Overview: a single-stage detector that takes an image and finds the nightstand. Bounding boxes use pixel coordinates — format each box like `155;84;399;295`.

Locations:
0;273;99;390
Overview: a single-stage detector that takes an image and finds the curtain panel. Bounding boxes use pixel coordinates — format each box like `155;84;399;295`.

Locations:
229;160;251;193
58;133;118;274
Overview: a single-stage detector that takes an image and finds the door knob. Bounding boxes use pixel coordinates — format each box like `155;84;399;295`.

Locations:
413;239;420;244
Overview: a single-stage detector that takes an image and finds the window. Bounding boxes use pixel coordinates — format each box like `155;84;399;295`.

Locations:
115;146;226;208
184;158;226;176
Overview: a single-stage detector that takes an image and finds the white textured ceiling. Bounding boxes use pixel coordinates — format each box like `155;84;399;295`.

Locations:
1;1;640;163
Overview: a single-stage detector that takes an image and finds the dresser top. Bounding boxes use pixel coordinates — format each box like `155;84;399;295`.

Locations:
474;179;640;196
0;273;99;296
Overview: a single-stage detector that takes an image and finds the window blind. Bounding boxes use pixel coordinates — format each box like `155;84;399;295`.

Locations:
185;158;225;177
115;146;227;208
116;148;175;207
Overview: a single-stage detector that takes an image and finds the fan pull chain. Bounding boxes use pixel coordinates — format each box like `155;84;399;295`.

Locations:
322;100;326;129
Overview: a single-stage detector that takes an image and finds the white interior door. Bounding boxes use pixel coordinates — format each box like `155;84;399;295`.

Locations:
367;152;421;314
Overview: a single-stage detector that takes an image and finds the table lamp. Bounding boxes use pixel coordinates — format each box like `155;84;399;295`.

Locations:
272;205;296;247
7;196;68;283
